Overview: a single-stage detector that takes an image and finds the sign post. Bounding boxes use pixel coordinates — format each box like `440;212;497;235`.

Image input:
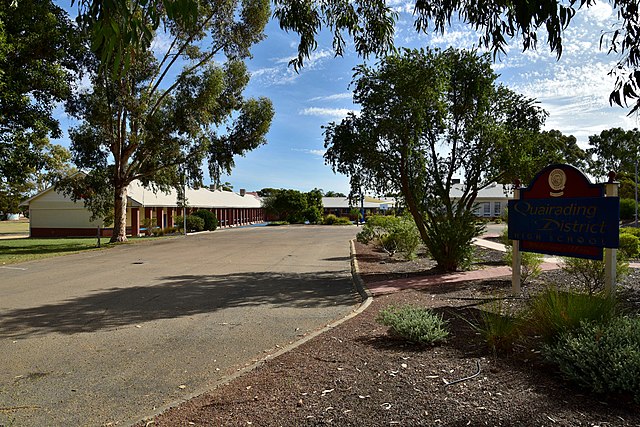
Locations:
605;172;619;293
508;164;620;296
511;184;521;296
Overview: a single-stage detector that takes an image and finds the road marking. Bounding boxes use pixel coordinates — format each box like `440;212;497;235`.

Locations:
0;266;27;270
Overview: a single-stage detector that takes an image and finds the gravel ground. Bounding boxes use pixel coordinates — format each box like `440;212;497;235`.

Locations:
137;242;640;427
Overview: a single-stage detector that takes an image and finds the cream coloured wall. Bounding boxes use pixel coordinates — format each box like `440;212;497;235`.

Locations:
28;190;103;228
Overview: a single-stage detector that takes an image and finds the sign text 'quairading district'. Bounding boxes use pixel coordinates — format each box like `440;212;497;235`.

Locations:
507;197;620;248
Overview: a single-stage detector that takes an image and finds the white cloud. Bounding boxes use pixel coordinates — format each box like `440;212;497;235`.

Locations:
584;1;614;24
292;148;325;157
299;107;359;119
308;92;353;102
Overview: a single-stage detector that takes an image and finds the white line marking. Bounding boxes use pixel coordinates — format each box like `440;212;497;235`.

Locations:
0;266;27;270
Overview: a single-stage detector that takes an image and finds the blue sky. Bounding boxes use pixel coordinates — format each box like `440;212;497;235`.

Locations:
55;1;639;194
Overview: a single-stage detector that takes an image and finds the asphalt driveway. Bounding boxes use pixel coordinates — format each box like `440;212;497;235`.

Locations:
0;225;359;426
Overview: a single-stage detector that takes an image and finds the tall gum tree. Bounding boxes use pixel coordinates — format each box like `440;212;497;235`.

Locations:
59;0;274;242
324;48;547;271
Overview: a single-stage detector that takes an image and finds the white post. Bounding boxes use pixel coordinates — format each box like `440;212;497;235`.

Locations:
604;176;619;294
511;186;521;296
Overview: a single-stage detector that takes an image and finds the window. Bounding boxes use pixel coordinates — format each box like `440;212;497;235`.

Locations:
494;202;501;216
483;202;491;216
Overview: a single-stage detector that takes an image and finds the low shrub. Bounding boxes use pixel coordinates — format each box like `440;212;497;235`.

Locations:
323;214;351;225
504;250;543;284
323;214;339;225
266;221;289;226
620;198;638;220
376;305;449;345
620;227;640;238
561;257;629;294
543;316;640;403
526;287;618;342
357;214;421;260
194;209;218;231
176;215;205;232
473;299;524;354
619;233;640;258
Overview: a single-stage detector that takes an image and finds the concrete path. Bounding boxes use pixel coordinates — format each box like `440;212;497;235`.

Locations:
0;225;359;427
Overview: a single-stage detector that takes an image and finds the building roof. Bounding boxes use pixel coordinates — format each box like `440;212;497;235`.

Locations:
127;181;262;208
22;180;263;209
449;183;512;199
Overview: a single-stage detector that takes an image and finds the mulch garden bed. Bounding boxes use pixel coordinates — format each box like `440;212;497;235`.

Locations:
139;242;640;426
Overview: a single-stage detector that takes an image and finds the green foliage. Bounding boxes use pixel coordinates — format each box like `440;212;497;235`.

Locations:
322;214;352;225
561;257;630;295
194;209;218;231
186;215;205;232
620;198;638;220
376;305;449;345
619;233;640;258
586;128;640;179
424;211;483;271
1;0;85;187
266;221;289;226
324;48;540;272
175;215;205;232
262;189;322;224
526;288;618;342
303;206;323;224
357;215;421;260
621;227;640;238
473;299;524;354
543;316;640;403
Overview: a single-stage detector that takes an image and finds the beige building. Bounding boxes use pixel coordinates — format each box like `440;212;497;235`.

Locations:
21;181;264;238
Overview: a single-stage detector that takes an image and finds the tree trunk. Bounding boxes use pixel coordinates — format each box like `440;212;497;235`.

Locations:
111;184;128;243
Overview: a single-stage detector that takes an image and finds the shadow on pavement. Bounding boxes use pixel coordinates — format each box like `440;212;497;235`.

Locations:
0;271;356;338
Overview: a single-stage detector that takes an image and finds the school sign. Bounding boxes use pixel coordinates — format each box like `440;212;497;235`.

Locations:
507;164;620;295
508;164;619;260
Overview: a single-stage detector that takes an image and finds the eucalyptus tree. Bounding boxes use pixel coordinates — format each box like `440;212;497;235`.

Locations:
60;1;274;242
76;0;640;114
586;128;640;179
0;0;84;188
324;48;546;271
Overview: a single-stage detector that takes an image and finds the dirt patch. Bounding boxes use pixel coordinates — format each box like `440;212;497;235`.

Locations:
138;243;640;426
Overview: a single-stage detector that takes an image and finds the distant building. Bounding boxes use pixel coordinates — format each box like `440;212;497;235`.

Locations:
20;181;265;238
321;196;396;219
450;183;512;218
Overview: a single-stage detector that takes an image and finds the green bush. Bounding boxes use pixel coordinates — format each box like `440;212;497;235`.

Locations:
266;221;289;226
561;257;629;295
194;209;218;231
620;227;640;238
526;287;618;342
176;215;205;232
424;210;484;271
619;233;640;258
323;214;352;225
620;198;638;220
543;316;640;403
357;214;421;260
474;299;524;354
303;206;323;224
376;305;449;345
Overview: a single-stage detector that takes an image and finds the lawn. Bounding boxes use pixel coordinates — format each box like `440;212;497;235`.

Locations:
0;237;112;265
0;219;29;235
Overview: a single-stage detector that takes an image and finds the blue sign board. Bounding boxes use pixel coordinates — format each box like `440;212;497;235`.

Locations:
508;197;620;249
